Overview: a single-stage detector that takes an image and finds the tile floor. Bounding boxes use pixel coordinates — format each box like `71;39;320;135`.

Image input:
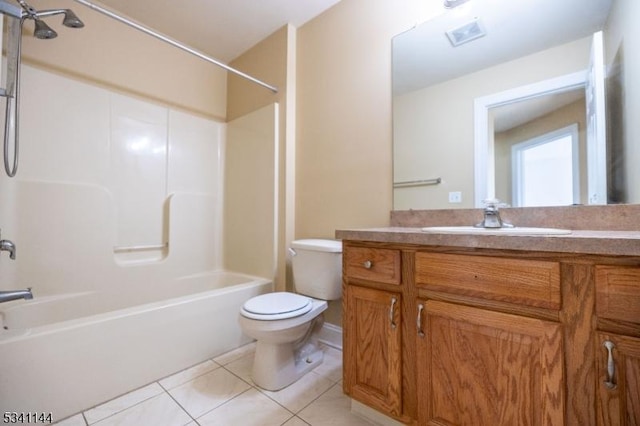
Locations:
54;343;376;426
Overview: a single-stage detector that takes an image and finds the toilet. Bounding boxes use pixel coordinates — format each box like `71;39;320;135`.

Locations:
239;239;342;391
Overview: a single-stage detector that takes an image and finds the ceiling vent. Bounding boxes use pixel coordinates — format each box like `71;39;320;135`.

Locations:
446;18;486;47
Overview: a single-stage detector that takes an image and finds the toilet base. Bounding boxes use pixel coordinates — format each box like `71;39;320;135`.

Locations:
251;340;324;391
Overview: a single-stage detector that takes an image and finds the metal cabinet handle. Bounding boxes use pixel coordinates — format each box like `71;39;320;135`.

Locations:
389;297;397;329
417;304;425;337
603;340;616;389
363;260;373;269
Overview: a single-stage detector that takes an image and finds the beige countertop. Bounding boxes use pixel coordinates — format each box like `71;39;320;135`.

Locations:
335;227;640;257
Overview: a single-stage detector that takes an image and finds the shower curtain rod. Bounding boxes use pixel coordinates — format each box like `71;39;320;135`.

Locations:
72;0;278;93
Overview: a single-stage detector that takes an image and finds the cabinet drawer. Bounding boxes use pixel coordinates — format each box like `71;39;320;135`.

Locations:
415;252;561;309
345;247;401;285
596;265;640;324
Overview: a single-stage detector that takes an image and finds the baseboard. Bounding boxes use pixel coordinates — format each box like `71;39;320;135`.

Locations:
351;400;405;426
317;322;342;350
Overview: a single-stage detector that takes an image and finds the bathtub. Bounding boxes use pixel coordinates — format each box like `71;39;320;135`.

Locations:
0;271;271;423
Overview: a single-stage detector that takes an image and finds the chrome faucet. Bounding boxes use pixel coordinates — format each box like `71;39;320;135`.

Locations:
0;287;33;303
0;239;16;259
474;199;513;229
0;229;16;259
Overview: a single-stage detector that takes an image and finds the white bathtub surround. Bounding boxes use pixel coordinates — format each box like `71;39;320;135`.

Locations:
54;343;371;426
5;65;225;292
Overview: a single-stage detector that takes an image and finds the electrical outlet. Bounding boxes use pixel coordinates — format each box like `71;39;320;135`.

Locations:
448;191;462;203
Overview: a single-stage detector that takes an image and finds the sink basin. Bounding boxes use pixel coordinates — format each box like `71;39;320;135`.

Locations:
421;226;572;236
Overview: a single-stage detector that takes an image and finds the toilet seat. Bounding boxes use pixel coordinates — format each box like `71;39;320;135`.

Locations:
241;292;313;320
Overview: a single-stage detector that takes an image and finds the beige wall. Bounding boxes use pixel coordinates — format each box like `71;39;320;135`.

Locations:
227;25;292;121
224;104;278;278
295;0;421;238
295;0;423;325
20;0;227;119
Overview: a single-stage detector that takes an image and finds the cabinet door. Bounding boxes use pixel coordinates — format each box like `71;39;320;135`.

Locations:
344;285;402;417
417;300;564;426
597;333;640;426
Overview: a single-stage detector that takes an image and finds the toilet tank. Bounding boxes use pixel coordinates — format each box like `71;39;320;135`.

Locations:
290;239;342;301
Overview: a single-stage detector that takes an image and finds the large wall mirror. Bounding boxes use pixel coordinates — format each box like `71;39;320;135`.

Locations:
392;0;639;210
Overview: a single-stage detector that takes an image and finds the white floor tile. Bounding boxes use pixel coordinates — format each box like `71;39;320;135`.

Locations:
159;360;220;390
260;370;335;413
168;367;251;418
282;416;311;426
196;388;293;426
92;393;191;426
59;340;353;426
212;342;256;365
297;383;375;426
311;346;343;383
222;352;254;384
84;383;164;424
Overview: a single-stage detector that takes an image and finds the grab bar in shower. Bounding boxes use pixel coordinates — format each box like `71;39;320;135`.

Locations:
393;177;442;188
113;243;168;253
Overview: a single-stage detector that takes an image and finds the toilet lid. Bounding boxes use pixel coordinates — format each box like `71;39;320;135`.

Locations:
241;292;313;320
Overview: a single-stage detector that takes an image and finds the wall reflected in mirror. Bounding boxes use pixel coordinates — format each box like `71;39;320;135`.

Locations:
392;0;639;210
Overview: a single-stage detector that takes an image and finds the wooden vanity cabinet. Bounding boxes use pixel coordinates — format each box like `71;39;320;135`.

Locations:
414;251;565;425
594;265;640;425
416;300;564;425
342;244;409;421
342;240;640;426
344;285;403;417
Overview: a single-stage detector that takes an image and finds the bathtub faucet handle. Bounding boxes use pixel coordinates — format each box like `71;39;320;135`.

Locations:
0;229;16;260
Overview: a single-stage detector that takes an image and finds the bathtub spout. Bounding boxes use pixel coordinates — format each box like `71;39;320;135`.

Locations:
0;287;32;303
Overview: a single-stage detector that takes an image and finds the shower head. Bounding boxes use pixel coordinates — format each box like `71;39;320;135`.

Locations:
35;9;85;28
62;9;84;28
16;1;84;39
33;18;57;39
